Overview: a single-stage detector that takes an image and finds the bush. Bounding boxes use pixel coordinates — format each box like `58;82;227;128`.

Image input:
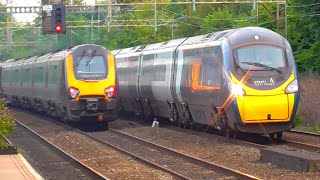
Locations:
298;73;320;125
0;98;15;148
294;111;304;125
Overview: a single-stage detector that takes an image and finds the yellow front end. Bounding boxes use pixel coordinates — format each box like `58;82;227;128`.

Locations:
66;53;116;100
232;73;296;124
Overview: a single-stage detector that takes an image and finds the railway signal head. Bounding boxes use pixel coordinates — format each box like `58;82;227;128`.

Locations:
42;3;66;34
55;24;63;33
52;4;66;34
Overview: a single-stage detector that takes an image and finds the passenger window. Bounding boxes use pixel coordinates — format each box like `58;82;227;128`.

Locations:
184;46;222;91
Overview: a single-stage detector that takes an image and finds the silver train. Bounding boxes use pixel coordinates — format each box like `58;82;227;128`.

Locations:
112;27;299;138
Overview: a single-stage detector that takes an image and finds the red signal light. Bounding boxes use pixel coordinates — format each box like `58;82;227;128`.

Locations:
55;25;62;33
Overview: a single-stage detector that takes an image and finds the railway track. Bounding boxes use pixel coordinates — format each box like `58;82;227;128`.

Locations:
12;109;319;179
289;129;320;136
78;127;260;180
162;123;320;154
12;109;260;180
283;130;320;153
14;120;108;180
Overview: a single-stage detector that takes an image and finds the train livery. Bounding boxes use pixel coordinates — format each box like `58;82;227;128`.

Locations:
112;27;300;139
0;44;118;128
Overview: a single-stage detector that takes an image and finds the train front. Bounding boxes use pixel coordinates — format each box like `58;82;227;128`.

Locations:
65;44;117;123
223;27;300;135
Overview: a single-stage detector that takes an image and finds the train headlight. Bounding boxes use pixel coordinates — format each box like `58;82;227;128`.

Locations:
69;87;80;99
285;79;299;93
105;85;117;98
229;83;246;96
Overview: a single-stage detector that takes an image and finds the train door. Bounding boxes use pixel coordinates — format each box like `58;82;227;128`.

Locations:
175;44;223;125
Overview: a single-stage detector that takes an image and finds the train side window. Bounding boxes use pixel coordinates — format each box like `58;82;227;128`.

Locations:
199;47;222;87
184;46;222;91
129;56;139;82
141;54;154;82
3;70;8;84
153;52;170;81
116;57;127;81
23;68;31;85
14;69;19;86
34;66;44;86
48;65;58;87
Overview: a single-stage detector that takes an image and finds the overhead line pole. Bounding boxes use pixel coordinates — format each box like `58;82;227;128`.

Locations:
154;0;157;36
107;0;112;32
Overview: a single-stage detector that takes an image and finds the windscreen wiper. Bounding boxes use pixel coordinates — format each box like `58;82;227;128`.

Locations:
233;55;246;73
85;50;96;66
77;50;86;66
241;62;282;74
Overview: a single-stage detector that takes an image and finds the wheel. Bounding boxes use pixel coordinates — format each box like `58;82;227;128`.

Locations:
61;108;70;124
276;132;283;142
99;119;109;130
232;131;238;139
269;133;275;139
102;122;109;130
225;129;231;138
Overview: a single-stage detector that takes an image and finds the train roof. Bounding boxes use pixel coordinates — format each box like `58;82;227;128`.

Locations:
225;26;285;48
112;28;235;56
112;27;285;57
143;38;186;52
116;45;146;57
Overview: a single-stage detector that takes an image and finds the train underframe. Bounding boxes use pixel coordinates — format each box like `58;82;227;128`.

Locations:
119;98;292;140
66;97;118;123
4;94;118;129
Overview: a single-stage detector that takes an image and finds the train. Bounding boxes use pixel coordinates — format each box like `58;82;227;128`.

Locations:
112;27;300;140
0;44;118;128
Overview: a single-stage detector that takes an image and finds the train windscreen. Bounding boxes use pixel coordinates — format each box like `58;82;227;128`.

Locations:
235;45;286;71
74;55;108;80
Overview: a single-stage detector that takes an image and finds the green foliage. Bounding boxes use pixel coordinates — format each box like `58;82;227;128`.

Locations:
0;99;15;149
294;111;304;125
294;124;320;134
200;9;234;34
0;0;319;75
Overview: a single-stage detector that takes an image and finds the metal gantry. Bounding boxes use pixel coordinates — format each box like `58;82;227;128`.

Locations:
0;0;287;47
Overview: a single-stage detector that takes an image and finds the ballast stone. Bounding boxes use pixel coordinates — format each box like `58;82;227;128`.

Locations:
260;147;320;172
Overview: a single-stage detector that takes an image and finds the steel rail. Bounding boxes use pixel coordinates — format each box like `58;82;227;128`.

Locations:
289;129;320;136
105;128;261;180
11;109;190;180
15;120;109;180
74;128;191;180
164;124;320;153
284;140;320;153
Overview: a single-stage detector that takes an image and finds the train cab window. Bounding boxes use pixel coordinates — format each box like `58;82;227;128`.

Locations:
235;45;286;70
74;55;107;80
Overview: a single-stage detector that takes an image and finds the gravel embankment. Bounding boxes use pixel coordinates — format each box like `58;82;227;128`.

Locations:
109;118;320;180
12;109;174;180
